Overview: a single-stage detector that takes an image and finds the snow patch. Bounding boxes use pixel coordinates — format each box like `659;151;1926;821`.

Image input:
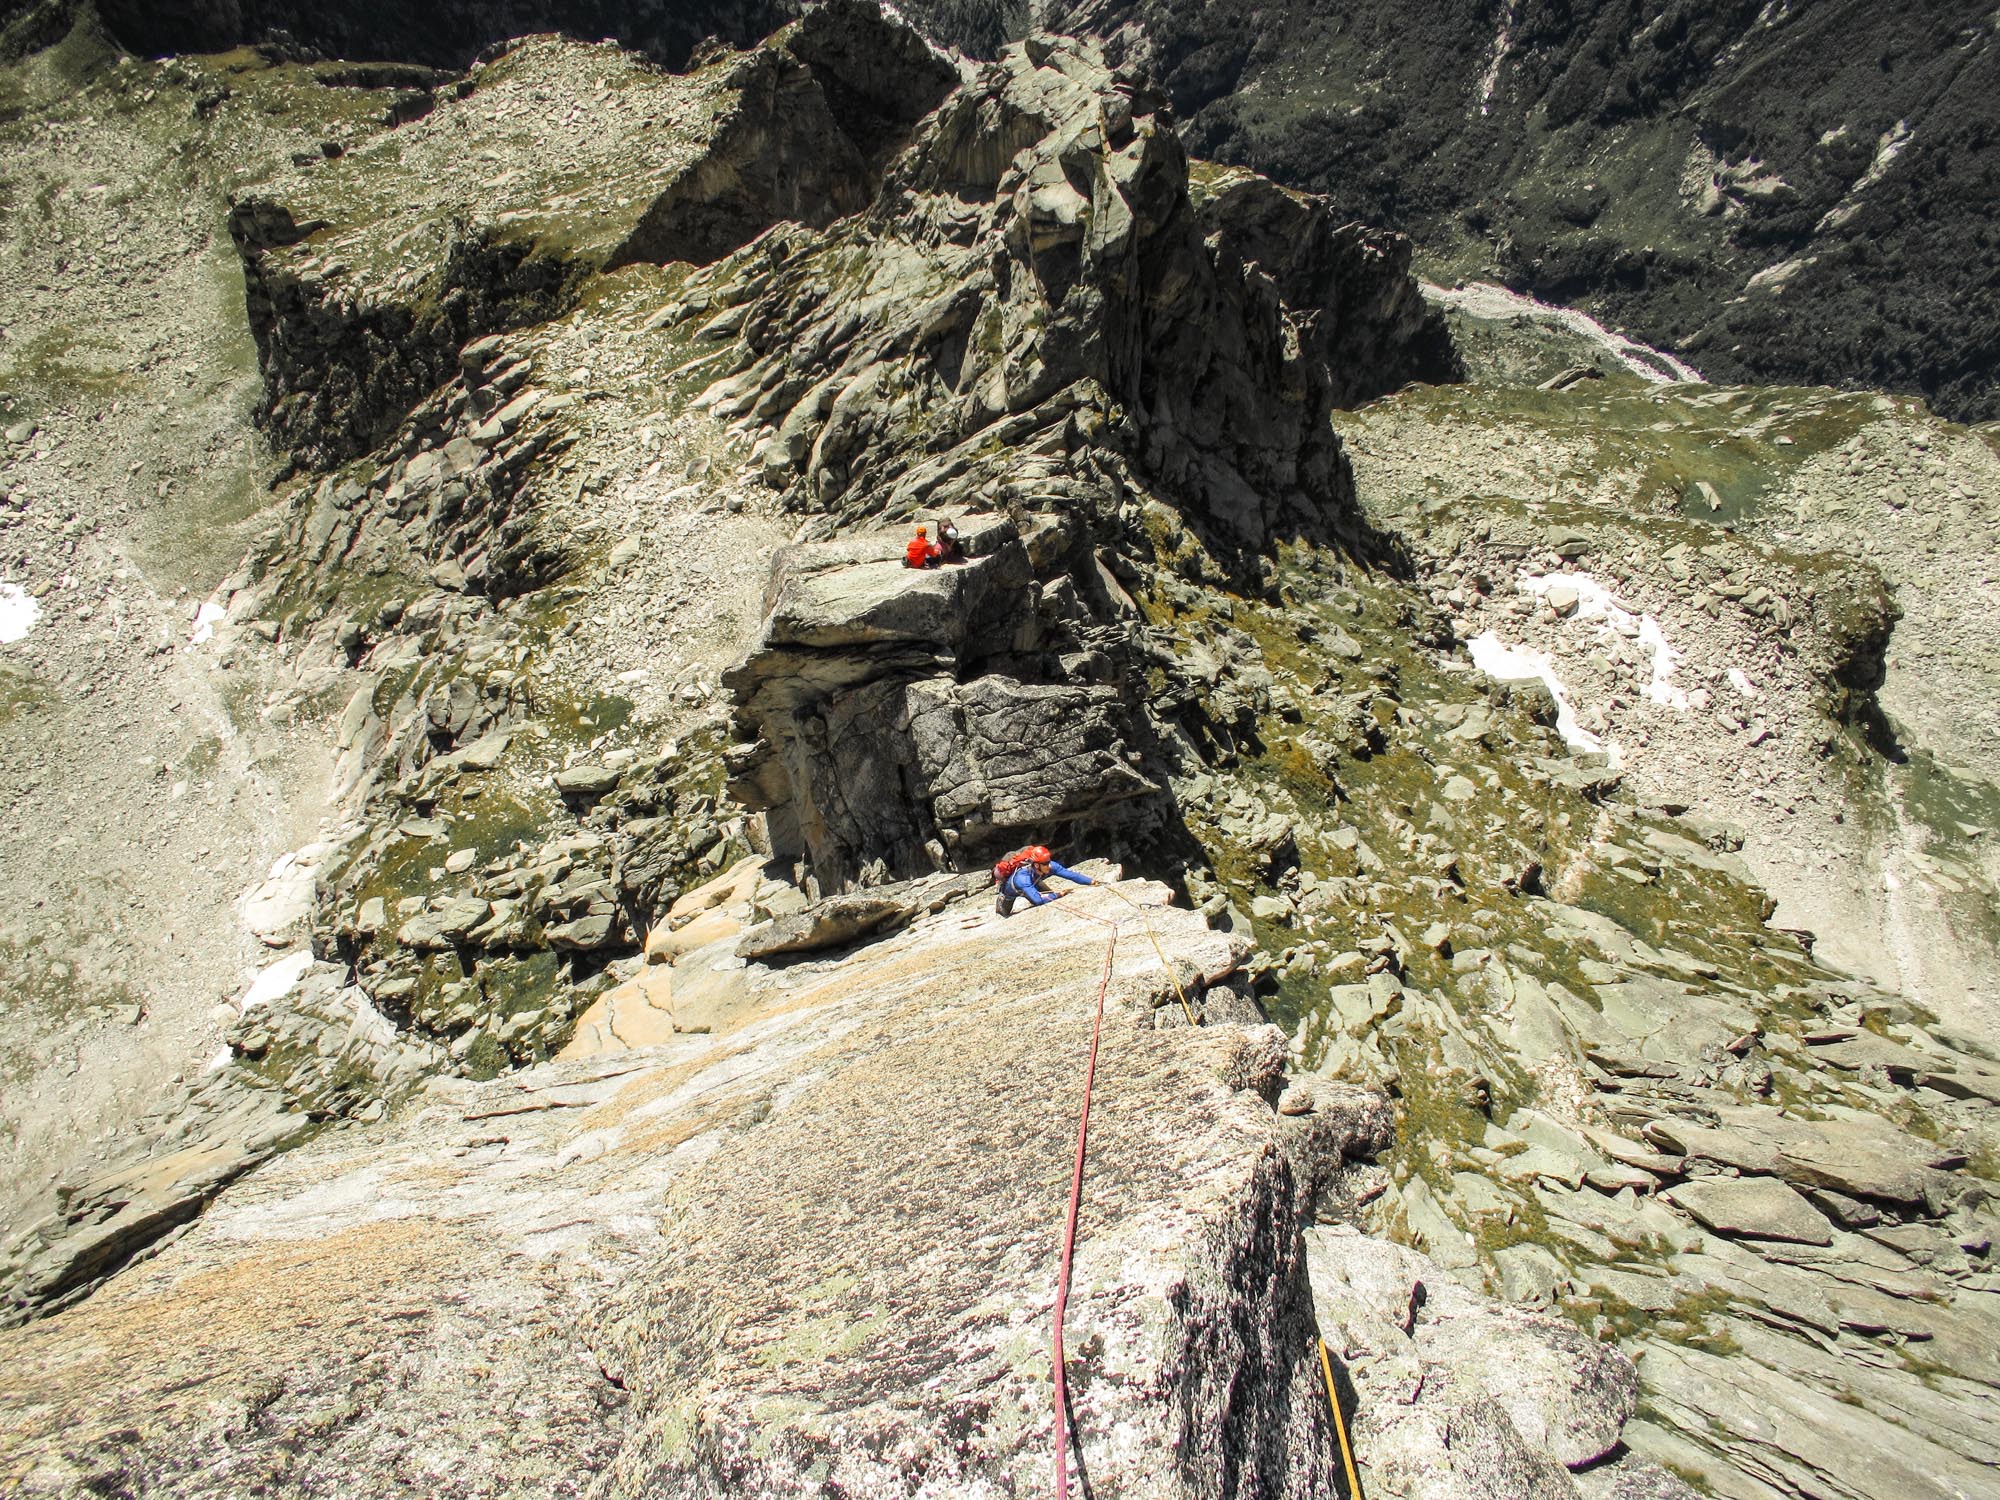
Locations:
1817;120;1911;232
238;950;315;1013
1854;119;1913;196
1466;630;1608;760
1745;255;1813;292
0;582;40;643
1422;281;1702;383
1519;572;1689;710
188;597;225;646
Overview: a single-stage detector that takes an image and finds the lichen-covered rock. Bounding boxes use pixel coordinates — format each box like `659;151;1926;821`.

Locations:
1305;1226;1643;1498
0;881;1379;1496
232;3;957;466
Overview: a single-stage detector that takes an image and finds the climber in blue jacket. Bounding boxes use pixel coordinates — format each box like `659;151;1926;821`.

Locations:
994;845;1094;916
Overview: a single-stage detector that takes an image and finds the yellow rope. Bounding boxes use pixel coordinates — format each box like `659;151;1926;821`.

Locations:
1318;1337;1364;1499
1098;882;1198;1027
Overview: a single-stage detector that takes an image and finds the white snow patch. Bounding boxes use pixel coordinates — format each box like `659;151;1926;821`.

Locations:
0;582;39;643
1854;119;1912;196
1467;630;1609;760
1745;255;1813;292
1636;618;1687;709
1727;667;1760;698
238;950;315;1013
1422;281;1702;383
188;597;226;646
1519;572;1689;710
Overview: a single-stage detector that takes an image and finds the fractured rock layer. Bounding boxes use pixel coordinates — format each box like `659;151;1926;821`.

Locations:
231;2;957;467
0;881;1380;1496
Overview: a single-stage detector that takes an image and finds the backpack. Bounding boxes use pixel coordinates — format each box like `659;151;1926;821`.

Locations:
992;849;1035;887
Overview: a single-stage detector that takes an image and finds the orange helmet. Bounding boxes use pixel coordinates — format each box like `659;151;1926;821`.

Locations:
916;525;928;536
1028;845;1052;864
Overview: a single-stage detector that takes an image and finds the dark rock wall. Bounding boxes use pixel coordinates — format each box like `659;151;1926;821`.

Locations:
229;200;583;470
896;0;2000;423
607;11;958;268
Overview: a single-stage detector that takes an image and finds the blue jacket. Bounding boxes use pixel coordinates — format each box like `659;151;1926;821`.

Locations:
1008;860;1093;905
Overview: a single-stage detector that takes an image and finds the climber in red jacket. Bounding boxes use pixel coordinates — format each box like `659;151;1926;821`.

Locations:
993;846;1094;916
903;525;940;569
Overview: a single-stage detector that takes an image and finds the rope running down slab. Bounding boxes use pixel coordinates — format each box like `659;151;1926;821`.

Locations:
1047;890;1361;1498
1047;886;1196;1497
1319;1335;1366;1498
1050;899;1121;1500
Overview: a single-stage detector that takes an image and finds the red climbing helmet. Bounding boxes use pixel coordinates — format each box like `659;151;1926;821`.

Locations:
1027;845;1052;864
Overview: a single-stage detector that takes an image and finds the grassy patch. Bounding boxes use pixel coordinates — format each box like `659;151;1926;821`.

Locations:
0;934;143;1077
0;662;53;726
1;324;135;402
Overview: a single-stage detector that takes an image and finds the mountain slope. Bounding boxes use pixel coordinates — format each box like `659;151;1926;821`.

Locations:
0;9;1996;1500
898;0;2000;423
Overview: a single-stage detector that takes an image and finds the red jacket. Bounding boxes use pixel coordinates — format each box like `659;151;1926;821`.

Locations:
905;535;937;568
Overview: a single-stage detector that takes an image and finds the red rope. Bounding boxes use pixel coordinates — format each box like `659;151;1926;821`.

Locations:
1053;904;1120;1500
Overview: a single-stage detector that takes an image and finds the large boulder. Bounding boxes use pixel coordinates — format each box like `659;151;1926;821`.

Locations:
725;521;1162;890
734;870;989;959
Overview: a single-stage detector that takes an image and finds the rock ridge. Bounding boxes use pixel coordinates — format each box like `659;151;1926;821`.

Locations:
230;2;958;467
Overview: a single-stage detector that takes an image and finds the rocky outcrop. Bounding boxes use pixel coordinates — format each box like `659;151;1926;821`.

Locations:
0;957;442;1324
1307;1226;1690;1500
893;0;2000;423
677;30;1455;551
604;1;959;269
274;338;580;597
1185;166;1457;411
703;32;1456;892
0;879;1389;1494
1319;903;2000;1500
17;5;1994;1495
317;728;751;1070
231;3;957;467
723;517;1163;888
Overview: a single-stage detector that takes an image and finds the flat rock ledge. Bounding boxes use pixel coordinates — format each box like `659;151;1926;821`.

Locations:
0;879;1388;1497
